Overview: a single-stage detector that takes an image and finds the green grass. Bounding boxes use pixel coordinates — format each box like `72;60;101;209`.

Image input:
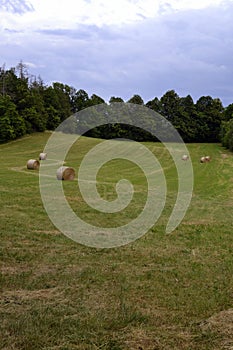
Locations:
0;133;233;349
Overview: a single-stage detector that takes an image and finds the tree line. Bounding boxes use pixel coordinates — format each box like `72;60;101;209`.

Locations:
0;62;233;148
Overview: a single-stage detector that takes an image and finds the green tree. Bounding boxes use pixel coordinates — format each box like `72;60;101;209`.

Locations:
109;96;124;103
127;94;144;105
145;97;161;113
196;96;224;142
71;89;90;112
0;95;26;142
0;96;14;142
29;82;48;131
0;68;19;102
46;106;60;130
42;86;61;129
178;95;198;142
160;90;180;122
221;119;233;150
159;90;191;141
223;103;233;121
52;82;72;121
0;64;7;96
89;94;105;106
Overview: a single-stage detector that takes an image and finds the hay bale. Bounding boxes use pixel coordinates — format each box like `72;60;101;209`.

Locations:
182;154;189;161
200;156;211;163
56;166;75;181
200;156;206;163
27;159;40;170
39;152;47;160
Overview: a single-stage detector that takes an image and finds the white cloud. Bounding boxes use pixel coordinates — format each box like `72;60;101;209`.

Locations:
1;0;232;30
1;0;233;105
162;0;229;11
1;0;160;30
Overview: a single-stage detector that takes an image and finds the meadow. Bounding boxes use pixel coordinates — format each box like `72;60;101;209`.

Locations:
0;132;233;350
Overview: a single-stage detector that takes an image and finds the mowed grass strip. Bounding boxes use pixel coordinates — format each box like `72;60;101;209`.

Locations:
0;133;233;350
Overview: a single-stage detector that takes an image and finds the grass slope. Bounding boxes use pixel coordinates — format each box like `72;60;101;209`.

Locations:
0;133;233;350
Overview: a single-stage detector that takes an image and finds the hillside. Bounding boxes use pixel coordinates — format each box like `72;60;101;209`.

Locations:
0;133;233;349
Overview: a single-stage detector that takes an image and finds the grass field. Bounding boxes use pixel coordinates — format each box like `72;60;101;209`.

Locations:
0;132;233;350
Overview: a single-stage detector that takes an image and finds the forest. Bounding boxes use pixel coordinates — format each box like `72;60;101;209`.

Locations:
1;61;233;149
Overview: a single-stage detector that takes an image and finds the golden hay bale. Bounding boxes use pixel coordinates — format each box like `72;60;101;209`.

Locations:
39;152;47;160
56;166;75;181
200;156;206;163
182;154;189;161
200;156;211;163
27;159;40;170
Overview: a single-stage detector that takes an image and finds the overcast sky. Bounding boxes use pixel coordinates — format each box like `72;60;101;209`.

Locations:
1;0;233;105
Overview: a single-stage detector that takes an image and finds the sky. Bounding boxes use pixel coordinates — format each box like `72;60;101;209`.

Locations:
0;0;233;106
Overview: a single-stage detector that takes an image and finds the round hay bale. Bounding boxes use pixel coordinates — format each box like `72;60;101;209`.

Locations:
200;156;206;163
205;156;211;162
56;166;75;181
27;159;40;170
39;152;47;160
182;154;189;161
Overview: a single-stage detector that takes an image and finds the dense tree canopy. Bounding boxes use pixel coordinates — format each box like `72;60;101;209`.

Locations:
0;62;232;149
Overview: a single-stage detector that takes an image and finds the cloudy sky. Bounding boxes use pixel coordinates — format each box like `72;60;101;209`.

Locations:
1;0;233;105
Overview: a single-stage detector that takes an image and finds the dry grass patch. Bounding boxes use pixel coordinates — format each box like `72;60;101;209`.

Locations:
221;153;228;159
182;219;214;225
0;288;64;316
200;309;233;349
124;328;161;350
1;287;60;302
124;325;196;350
33;229;61;236
1;265;31;275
